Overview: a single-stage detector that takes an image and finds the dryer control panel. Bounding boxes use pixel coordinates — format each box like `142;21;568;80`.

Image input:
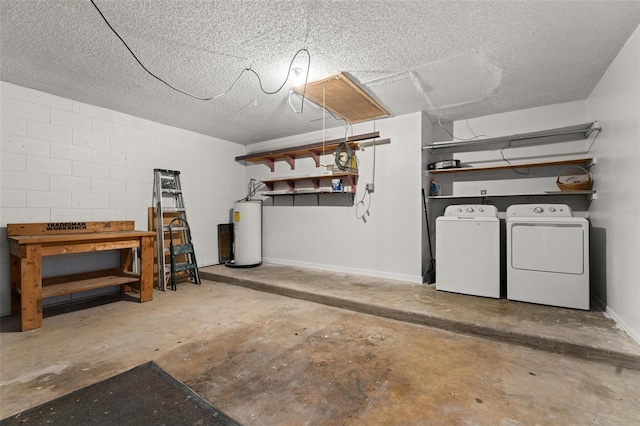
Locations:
444;204;498;218
506;204;573;217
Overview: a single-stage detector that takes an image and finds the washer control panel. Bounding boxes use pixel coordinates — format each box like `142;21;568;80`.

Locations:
444;204;498;218
506;204;573;217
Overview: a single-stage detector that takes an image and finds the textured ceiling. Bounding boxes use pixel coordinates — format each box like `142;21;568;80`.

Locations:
1;1;639;145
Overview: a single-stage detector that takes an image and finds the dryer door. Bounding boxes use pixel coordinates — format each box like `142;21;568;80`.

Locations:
511;224;585;274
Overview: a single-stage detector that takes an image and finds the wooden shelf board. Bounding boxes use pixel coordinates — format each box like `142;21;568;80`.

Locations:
543;190;596;195
262;171;358;185
262;188;356;196
39;272;140;298
9;230;155;245
428;158;592;175
236;132;379;163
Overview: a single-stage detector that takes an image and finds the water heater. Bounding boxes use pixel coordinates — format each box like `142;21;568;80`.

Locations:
232;200;262;266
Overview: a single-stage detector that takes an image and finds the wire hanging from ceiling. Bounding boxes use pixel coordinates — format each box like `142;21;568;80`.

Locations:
90;0;310;110
354;121;376;220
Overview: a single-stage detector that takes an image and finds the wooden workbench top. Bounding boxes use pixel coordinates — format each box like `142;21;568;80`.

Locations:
8;230;156;245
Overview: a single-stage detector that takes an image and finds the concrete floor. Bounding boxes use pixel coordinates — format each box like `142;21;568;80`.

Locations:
1;264;639;425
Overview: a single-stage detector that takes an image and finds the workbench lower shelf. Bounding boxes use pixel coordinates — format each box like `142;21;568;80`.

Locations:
39;270;142;298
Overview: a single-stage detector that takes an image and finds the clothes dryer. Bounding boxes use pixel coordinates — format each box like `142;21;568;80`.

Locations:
436;205;500;298
506;204;589;310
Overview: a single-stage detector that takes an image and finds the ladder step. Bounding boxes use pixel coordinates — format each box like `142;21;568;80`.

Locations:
174;262;198;272
155;168;181;176
163;207;186;213
162;189;182;195
163;225;188;231
163;245;192;253
171;244;195;255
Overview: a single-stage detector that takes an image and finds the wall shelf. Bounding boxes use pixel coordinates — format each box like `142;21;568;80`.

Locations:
428;190;596;200
428;157;593;175
424;123;599;201
424;122;600;153
261;170;358;196
262;188;357;196
236;132;381;172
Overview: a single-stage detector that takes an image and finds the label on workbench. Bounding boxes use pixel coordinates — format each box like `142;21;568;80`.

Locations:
46;222;87;232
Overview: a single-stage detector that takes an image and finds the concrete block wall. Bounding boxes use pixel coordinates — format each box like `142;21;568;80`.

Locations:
0;82;246;315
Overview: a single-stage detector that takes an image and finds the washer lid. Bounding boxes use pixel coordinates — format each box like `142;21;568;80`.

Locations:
443;204;498;218
506;204;573;217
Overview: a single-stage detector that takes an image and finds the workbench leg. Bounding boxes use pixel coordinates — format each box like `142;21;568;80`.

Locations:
120;248;133;293
20;245;43;331
139;236;154;302
10;254;21;316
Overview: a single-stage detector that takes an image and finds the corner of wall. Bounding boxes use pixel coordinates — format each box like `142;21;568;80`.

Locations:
584;24;640;346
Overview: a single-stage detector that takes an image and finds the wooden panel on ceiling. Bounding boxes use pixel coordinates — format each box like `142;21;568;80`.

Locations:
294;72;390;124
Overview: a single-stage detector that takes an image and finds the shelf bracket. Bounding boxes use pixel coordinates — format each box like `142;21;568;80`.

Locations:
311;178;320;189
264;158;275;172
284;155;295;170
285;180;296;191
310;151;320;167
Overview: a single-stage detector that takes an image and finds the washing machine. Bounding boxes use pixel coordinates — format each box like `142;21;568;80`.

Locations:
436;204;500;298
506;204;589;310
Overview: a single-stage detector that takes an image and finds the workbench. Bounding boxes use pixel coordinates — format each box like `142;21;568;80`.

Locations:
7;221;155;331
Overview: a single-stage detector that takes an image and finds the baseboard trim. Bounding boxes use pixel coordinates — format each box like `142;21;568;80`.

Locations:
603;305;640;346
262;257;423;284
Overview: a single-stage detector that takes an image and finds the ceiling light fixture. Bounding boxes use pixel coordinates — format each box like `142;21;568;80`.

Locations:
289;67;306;87
288;68;307;113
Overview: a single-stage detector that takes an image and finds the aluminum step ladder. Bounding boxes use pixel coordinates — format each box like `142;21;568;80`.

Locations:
152;169;198;291
168;217;201;291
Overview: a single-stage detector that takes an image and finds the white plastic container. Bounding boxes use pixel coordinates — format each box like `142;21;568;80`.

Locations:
233;200;262;266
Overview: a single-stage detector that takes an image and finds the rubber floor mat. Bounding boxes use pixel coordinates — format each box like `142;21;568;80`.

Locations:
0;361;240;425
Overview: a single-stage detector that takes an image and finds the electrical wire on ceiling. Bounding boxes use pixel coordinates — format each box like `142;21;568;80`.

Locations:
90;0;310;110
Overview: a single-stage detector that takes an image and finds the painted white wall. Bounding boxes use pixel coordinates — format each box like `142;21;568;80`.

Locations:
451;100;591;168
245;112;424;282
0;82;246;315
585;25;640;345
452;101;588;140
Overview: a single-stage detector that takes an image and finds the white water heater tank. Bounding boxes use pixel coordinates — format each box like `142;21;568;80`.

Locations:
233;200;262;266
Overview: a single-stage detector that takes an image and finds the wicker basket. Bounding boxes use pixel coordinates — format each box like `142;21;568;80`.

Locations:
556;166;592;191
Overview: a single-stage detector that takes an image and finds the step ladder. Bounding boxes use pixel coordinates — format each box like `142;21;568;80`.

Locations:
168;218;201;291
152;169;199;291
